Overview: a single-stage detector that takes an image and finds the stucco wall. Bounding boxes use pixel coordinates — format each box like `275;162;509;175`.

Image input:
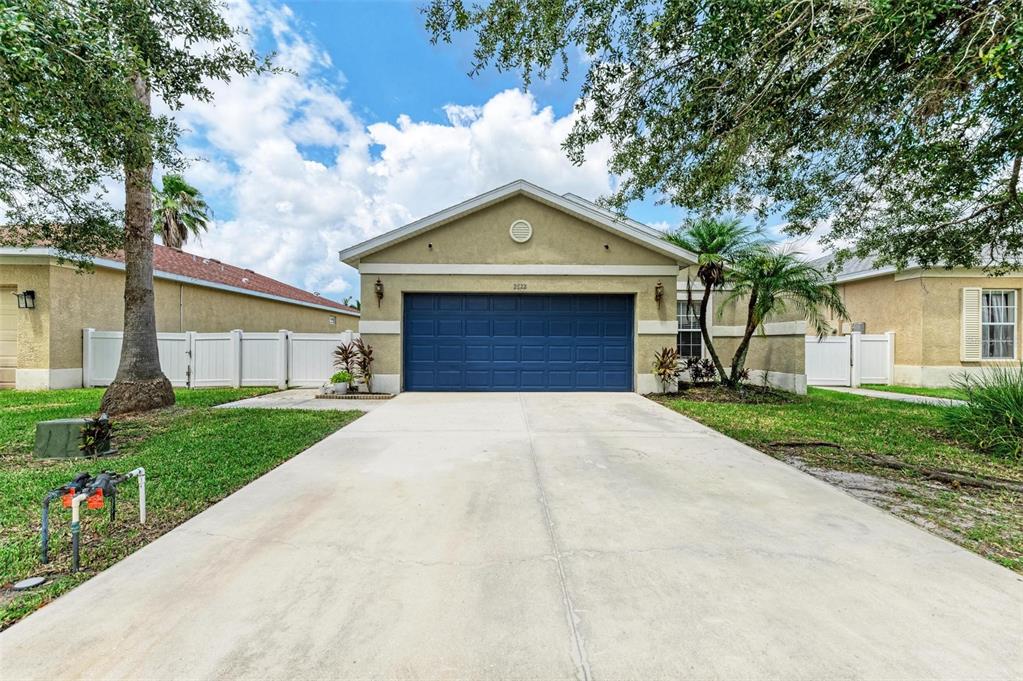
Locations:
0;262;52;370
3;261;358;372
361;194;676;267
834;272;1022;369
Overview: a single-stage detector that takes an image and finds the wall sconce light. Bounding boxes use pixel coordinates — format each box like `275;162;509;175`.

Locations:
374;278;384;307
13;289;36;310
654;281;664;304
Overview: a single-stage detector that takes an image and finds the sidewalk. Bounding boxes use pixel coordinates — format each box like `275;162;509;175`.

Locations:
817;386;965;407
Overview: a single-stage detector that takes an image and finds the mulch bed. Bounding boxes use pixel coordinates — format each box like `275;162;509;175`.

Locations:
315;393;393;400
651;384;799;405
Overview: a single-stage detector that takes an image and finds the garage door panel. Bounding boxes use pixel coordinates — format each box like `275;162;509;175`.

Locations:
465;319;491;336
604;321;630;337
436;345;463;362
465;296;490;311
403;294;633;391
436;319;463;336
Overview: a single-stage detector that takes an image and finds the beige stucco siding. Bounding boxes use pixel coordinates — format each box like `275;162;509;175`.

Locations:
0;262;53;370
834;273;1022;369
361;194;676;266
2;261;358;373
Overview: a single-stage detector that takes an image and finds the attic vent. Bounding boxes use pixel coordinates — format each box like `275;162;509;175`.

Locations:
509;219;533;243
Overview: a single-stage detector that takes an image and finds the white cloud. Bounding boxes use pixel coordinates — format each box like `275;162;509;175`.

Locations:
166;0;613;301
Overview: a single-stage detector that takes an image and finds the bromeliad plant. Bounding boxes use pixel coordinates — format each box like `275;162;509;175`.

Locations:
652;347;682;393
353;338;375;393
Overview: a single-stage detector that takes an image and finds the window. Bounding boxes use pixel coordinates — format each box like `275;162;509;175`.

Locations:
677;299;702;360
982;290;1016;359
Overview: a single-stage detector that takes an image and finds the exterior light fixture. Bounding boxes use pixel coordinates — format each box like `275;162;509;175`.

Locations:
654;281;664;304
14;289;36;310
374;278;384;307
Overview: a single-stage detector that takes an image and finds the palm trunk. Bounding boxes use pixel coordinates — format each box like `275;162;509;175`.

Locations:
100;75;174;415
727;291;760;387
697;288;727;381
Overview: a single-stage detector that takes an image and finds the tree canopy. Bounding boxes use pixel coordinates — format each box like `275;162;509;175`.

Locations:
0;0;268;263
425;0;1023;271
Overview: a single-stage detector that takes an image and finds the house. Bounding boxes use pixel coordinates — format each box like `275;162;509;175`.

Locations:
340;180;807;394
816;255;1021;387
1;244;359;389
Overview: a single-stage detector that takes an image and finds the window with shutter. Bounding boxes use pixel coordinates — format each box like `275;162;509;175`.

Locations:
961;287;982;361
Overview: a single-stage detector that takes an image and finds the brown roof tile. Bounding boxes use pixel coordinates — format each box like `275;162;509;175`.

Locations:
105;244;358;315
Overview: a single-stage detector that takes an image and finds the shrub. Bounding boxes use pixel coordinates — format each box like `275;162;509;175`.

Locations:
681;356;717;383
652;346;682;391
330;370;352;385
945;364;1023;459
353;337;374;392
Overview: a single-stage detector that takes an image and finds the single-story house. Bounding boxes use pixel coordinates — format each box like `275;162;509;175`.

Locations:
816;255;1021;387
1;244;359;389
339;179;807;394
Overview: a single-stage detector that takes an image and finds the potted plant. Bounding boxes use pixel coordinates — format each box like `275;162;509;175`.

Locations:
324;370;352;395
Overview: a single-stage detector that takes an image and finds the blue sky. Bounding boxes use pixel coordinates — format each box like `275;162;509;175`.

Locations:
170;0;802;304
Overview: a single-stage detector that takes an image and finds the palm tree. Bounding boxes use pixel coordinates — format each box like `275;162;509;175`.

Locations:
152;174;211;249
663;217;765;379
723;249;848;387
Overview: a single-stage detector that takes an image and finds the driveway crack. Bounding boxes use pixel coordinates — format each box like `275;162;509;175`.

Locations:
519;393;593;681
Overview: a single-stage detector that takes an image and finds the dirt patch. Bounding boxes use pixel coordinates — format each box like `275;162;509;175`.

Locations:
766;446;1023;572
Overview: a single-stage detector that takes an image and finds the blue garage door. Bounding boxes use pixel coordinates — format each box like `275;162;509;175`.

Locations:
403;293;634;391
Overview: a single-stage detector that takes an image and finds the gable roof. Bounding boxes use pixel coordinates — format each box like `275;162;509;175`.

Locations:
338;179;698;267
2;244;359;316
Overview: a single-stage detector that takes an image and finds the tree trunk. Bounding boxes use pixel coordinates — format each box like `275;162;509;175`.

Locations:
727;291;760;387
100;75;174;415
697;287;727;381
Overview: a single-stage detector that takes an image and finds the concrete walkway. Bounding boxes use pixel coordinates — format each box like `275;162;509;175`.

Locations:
2;393;1020;680
215;387;390;412
817;385;966;406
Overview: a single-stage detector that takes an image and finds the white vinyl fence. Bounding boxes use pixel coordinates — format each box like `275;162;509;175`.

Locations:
805;331;895;387
83;328;357;389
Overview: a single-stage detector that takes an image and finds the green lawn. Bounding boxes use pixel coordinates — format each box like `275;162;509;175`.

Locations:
0;388;360;628
861;384;968;401
656;387;1022;571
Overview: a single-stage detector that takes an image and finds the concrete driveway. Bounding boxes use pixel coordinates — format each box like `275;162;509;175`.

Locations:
3;393;1021;680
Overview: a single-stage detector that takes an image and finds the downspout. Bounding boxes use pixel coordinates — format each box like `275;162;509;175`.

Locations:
179;283;184;332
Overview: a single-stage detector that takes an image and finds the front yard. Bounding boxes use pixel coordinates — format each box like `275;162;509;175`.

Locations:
0;388;361;629
655;388;1023;572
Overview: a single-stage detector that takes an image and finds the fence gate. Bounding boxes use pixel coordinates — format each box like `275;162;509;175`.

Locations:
805;332;894;387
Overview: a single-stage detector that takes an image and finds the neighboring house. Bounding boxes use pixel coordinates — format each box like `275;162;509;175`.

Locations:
340;179;807;394
0;244;359;389
816;255;1021;387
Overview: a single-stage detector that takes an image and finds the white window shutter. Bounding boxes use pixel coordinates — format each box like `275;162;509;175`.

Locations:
961;287;982;361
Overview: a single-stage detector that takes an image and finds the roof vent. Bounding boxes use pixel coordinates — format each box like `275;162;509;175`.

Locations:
509;219;533;243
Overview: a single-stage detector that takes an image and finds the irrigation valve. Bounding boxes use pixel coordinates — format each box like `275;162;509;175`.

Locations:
40;468;146;573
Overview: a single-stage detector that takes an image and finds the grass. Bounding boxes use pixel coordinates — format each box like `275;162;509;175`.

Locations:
0;388;360;629
655;387;1023;572
861;384;968;401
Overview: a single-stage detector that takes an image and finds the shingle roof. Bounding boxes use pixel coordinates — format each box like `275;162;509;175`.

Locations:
105;244;358;315
811;253;885;279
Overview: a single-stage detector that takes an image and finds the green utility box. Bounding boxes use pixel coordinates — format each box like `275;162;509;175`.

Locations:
34;418;114;459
